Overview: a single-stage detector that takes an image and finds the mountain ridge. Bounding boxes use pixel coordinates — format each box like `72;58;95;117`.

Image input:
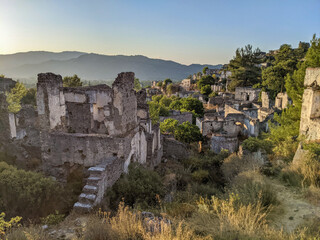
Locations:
0;51;222;82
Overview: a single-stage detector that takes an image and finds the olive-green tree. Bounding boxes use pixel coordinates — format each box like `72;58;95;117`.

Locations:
5;82;27;113
63;74;83;87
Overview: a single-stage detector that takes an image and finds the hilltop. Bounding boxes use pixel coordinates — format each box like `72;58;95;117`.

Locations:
0;51;222;82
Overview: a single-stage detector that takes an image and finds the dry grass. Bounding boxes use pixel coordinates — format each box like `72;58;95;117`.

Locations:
80;202;211;240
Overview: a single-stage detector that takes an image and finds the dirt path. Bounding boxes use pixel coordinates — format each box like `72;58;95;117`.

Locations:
269;179;320;233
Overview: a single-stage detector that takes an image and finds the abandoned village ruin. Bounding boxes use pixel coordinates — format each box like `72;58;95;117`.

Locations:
1;67;319;214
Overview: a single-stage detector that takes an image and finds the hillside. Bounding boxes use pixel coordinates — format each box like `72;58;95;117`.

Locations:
0;51;222;82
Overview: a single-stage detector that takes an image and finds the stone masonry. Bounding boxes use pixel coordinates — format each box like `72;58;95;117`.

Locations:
36;72;162;212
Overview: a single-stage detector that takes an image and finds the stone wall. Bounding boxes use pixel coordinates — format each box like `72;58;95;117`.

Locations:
299;68;320;140
163;136;189;160
275;92;289;110
235;87;260;102
211;135;238;153
159;111;193;124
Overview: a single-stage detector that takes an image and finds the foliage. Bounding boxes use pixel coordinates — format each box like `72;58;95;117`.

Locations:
241;137;273;154
163;78;173;86
148;96;203;124
81;202;209;240
261;44;301;98
208;91;218;98
174;122;202;144
200;85;212;96
63;74;82;87
192;169;209;183
285;34;320;105
5;82;27;113
264;35;320;161
202;66;208;74
197;76;215;90
0;212;21;237
0;162;66;219
21;87;36;106
108;163;165;209
134;78;142;91
40;210;64;225
228;44;262;91
197;193;270;236
160;118;179;135
300;143;320;187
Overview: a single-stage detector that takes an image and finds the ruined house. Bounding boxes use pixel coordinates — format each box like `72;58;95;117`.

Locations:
36;72;162;212
159;110;193;124
235;87;260;102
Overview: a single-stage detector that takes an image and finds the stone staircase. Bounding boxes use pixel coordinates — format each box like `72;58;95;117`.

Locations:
73;156;122;213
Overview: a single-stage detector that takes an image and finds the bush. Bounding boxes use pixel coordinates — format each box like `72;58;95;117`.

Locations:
242;137;273;154
174;122;202;144
0;162;67;219
229;173;278;208
108;163;165;209
80;202;209;240
192;170;209;183
280;167;303;187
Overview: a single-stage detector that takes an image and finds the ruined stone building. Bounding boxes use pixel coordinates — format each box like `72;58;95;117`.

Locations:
35;72;162;212
293;68;320;164
159;110;193;124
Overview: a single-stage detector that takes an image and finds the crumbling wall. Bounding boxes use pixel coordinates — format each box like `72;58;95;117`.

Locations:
159;111;193;124
299;68;320;140
211;135;238;153
163;136;189;160
235;87;261;102
37;73;66;130
112;72;137;135
275;92;289;110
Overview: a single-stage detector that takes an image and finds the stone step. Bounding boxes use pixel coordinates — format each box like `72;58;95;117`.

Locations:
88;166;105;173
83;185;98;194
73;202;92;213
79;193;97;205
87;176;101;185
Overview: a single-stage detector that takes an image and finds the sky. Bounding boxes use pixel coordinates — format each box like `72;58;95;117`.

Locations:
0;0;319;65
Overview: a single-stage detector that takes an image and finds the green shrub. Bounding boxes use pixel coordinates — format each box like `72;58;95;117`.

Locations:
40;210;64;225
279;168;303;187
242;137;273;154
192;170;209;183
0;162;68;219
108;163;165;210
229;177;278;208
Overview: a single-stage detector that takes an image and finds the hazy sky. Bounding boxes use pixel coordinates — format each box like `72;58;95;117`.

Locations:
1;0;319;65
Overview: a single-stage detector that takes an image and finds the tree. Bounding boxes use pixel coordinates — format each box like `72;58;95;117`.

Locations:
197;75;215;90
163;78;173;86
21;88;36;106
156;81;163;87
266;34;320;160
159;96;172;107
202;66;208;74
5;82;27;113
63;74;83;87
160;118;179;134
134;78;142;91
200;85;212;96
0;75;5;78
180;97;204;117
285;34;320;106
228;45;262;91
174;122;202;143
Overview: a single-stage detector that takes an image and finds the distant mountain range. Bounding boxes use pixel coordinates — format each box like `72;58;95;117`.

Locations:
0;51;222;82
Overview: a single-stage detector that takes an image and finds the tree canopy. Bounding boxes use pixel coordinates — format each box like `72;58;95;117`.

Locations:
5;82;27;113
228;45;262;91
63;74;83;87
